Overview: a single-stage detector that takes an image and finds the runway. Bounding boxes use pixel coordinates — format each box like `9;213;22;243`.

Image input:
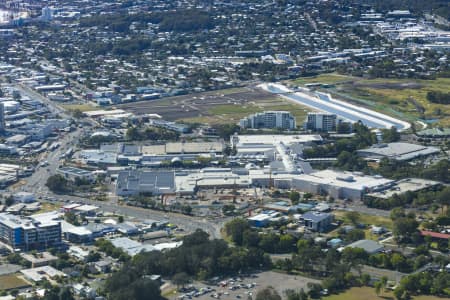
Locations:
260;83;411;131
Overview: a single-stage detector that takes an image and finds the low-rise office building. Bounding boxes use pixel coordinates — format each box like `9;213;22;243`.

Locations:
301;211;334;232
57;166;94;182
0;144;18;155
21;266;66;282
116;170;176;196
13;192;35;203
20;252;58;268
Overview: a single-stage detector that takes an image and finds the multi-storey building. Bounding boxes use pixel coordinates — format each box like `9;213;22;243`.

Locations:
305;112;338;131
0;213;61;251
239;111;296;130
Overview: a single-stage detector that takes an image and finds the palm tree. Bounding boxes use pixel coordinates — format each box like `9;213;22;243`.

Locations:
374;281;382;297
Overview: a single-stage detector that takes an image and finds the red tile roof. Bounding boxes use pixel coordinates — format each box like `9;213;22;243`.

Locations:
420;230;450;240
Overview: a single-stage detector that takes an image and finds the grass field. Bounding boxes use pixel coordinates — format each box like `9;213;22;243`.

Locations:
289;73;450;127
324;287;447;300
37;202;61;213
334;211;393;229
214;87;248;95
0;274;30;290
62;103;98;112
180;100;311;125
179;96;311;125
328;211;393;241
290;73;354;85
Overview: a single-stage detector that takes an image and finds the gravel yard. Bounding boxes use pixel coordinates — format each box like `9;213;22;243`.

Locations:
170;271;321;300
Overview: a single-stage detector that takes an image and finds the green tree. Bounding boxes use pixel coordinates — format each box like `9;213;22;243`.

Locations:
65;212;79;226
224;218;250;246
289;191;300;204
243;229;260;248
109;277;161;300
5;196;14;207
278;234;295;253
361;273;371;286
46;175;70;194
284;289;308;300
437;187;450;214
345;211;361;225
382;127;400;143
126;126;140;140
259;233;279;253
390;207;406;220
86;251;101;263
374;281;382;296
72;109;83;119
255;286;282;300
172;272;191;289
391;253;406;271
222;204;236;216
344;229;365;242
303;193;313;200
41;286;74;300
392;216;419;244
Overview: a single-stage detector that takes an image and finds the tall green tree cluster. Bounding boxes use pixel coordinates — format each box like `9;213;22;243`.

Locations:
391;208;420;244
104;230;271;299
224;218;296;253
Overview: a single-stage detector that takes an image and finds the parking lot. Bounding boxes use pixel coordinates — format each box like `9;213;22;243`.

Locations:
170;271;321;300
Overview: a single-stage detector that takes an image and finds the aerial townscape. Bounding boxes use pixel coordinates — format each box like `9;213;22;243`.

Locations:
0;0;450;299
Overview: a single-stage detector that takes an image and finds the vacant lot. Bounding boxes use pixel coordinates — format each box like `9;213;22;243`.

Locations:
119;86;311;125
333;210;393;229
36;202;61;214
0;274;30;290
289;73;450;127
324;286;447;300
62;103;98;112
252;271;320;296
